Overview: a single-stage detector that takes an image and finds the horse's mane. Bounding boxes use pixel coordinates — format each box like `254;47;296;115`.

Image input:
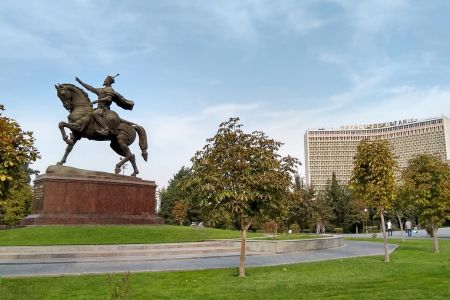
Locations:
63;83;91;102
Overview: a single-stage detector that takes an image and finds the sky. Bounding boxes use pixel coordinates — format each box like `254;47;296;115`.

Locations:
2;0;450;188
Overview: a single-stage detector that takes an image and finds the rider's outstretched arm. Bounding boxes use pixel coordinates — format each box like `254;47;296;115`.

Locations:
75;77;98;94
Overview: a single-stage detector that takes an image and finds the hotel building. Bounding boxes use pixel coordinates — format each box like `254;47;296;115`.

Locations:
304;117;450;190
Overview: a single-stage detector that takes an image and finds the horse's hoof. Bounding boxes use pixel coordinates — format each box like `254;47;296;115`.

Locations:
131;173;137;177
115;168;121;174
56;162;63;166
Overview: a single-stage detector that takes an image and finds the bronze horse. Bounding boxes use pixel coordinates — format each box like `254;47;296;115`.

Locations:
55;83;148;176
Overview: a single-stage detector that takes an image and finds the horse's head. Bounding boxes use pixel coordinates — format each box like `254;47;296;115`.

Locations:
55;84;72;111
55;83;92;111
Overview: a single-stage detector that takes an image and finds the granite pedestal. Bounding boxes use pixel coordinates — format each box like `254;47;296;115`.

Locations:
22;165;163;225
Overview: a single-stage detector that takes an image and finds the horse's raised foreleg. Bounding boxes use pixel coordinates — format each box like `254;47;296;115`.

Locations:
57;137;79;165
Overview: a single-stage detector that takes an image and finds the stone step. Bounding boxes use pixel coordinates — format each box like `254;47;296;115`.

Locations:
0;250;267;265
0;246;241;260
0;241;229;253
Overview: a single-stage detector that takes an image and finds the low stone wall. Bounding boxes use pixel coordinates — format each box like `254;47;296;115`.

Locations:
221;235;343;253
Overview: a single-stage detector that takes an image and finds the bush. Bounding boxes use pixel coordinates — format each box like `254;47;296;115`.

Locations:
289;224;300;233
334;228;344;234
301;229;311;233
262;220;278;235
277;223;288;234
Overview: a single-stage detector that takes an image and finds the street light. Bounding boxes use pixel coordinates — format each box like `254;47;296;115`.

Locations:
363;208;368;236
118;157;129;175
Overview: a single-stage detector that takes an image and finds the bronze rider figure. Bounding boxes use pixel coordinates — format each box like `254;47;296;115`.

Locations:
75;74;133;136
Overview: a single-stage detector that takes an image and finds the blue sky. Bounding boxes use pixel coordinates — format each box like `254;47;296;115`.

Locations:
2;0;450;187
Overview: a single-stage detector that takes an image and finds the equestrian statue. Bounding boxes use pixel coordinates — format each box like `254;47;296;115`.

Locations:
55;74;148;176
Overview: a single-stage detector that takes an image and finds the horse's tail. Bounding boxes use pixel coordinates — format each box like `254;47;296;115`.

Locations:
134;125;148;161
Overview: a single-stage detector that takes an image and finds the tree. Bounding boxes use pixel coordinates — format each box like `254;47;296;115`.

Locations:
187;118;299;277
392;184;417;242
401;154;450;253
325;172;352;230
285;174;305;229
171;200;188;226
159;166;193;223
1;185;33;225
0;106;39;225
349;139;397;262
312;190;334;234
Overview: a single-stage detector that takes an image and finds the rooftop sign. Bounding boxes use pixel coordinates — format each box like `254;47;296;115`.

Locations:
339;118;418;130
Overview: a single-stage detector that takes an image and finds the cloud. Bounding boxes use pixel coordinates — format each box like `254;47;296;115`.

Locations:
0;1;161;66
164;0;331;42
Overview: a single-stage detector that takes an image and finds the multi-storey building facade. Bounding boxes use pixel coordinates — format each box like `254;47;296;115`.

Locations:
305;117;450;190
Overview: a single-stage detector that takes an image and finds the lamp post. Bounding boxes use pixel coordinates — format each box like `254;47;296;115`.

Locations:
363;208;368;236
118;157;128;175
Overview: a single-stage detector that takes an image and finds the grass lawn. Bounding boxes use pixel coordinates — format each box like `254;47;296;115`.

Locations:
0;239;449;299
0;225;262;246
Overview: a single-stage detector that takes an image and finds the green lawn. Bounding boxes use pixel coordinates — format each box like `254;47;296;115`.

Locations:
1;239;449;299
0;225;262;246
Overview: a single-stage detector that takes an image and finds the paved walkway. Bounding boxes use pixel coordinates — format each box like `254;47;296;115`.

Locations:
0;240;397;278
343;226;450;239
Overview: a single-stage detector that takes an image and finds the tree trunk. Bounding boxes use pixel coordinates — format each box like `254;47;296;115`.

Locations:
432;223;439;253
397;213;404;242
239;223;250;277
380;211;390;262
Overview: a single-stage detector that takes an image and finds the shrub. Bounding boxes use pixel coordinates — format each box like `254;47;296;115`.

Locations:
262;220;278;235
334;228;344;234
289;224;300;233
278;223;288;234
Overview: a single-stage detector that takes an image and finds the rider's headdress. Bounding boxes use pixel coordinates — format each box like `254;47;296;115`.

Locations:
104;73;120;85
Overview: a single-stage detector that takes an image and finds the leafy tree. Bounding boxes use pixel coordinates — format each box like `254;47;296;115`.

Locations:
171;200;188;226
311;190;334;234
0;183;33;225
348;197;368;233
401;154;450;253
285;174;304;227
158;166;193;223
0;106;39;224
349;139;397;262
288;183;318;232
392;184;417;241
325;172;353;230
187;117;299;277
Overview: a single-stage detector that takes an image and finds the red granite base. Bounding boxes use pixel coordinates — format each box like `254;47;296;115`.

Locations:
22;214;163;225
22;166;164;225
